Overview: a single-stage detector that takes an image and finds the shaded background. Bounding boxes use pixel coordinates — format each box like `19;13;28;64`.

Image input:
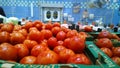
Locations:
0;0;120;25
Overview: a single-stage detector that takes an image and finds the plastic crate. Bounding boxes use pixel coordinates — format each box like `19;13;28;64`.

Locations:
86;34;94;41
0;48;102;68
87;32;120;38
111;39;120;47
0;60;102;68
85;41;120;68
87;32;99;39
87;31;120;35
0;41;119;68
93;39;120;47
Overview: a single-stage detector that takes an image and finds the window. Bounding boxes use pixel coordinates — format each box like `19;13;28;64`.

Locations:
46;11;51;19
53;11;58;19
43;7;62;22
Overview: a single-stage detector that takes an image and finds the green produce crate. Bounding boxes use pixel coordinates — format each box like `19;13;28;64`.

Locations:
87;32;99;39
87;32;120;38
0;50;102;68
86;34;94;41
85;41;120;68
111;39;120;47
93;39;120;47
88;32;120;35
0;41;119;68
0;60;102;68
0;49;102;68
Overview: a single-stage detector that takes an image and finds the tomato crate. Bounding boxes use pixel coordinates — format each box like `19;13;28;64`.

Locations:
86;34;94;41
0;48;107;68
87;32;120;38
111;39;120;47
0;42;119;68
94;39;120;47
0;60;102;68
0;44;119;68
85;41;120;68
0;52;118;68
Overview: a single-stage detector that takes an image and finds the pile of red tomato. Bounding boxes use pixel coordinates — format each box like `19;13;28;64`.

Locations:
95;30;120;66
0;20;91;65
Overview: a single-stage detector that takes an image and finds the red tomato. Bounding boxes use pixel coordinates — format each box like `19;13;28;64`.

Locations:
63;38;71;48
41;29;52;39
66;30;78;38
56;31;66;41
51;27;61;36
111;34;120;41
112;47;120;57
84;26;92;32
100;47;113;57
57;41;64;46
111;56;120;66
0;23;3;28
14;44;29;60
68;36;85;53
21;25;25;29
33;20;43;26
45;23;53;30
67;54;91;65
29;27;38;32
18;29;28;38
79;32;87;38
0;31;10;43
0;43;17;60
40;39;48;47
31;44;49;57
77;33;87;41
61;26;70;33
36;24;42;31
53;45;66;54
47;37;58;49
98;30;112;39
72;30;78;34
53;22;60;27
13;25;22;31
42;23;45;29
35;23;42;31
28;30;44;43
1;23;14;33
36;50;59;64
10;32;25;44
23;40;38;50
24;22;33;31
20;56;37;64
95;38;113;48
33;20;43;31
59;49;75;63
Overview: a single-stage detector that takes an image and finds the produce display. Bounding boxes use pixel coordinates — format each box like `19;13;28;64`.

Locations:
0;20;92;65
0;20;120;68
94;30;120;66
